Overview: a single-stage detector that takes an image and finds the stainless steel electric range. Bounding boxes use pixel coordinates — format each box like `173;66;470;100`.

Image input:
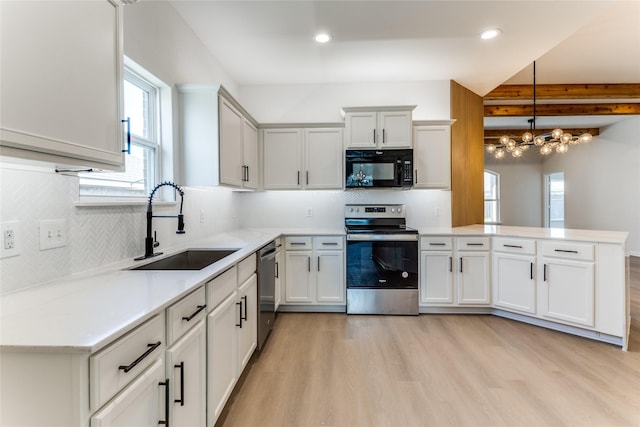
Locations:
345;204;419;315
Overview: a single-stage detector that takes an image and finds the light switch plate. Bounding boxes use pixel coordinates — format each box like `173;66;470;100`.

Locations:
39;219;68;250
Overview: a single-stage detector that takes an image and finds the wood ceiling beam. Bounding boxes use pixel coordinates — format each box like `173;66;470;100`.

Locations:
485;83;640;100
484;128;600;141
484;103;640;117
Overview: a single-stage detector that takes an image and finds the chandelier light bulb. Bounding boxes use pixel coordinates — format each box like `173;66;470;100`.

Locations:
520;144;530;152
522;132;533;142
495;148;505;159
540;145;553;155
556;143;569;154
499;135;510;145
561;132;572;144
485;144;496;154
507;139;517;149
580;133;593;143
551;128;563;140
533;135;546;146
512;147;523;158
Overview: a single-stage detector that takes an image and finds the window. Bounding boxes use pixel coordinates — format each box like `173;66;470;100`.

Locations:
484;170;500;223
545;172;565;228
79;68;161;199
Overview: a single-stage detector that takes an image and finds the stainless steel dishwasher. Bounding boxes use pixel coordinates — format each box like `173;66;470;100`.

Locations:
257;241;276;349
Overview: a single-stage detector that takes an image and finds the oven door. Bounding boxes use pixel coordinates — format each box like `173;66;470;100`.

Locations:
346;234;418;289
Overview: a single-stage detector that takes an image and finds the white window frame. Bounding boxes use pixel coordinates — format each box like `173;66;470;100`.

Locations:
79;59;172;203
484;169;500;224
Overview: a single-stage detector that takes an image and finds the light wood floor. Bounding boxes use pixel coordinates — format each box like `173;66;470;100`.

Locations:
218;257;640;427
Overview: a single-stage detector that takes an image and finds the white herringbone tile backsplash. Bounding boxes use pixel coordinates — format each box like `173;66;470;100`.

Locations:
0;165;239;295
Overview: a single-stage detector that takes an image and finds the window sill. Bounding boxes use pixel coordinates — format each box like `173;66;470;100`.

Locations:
74;199;177;208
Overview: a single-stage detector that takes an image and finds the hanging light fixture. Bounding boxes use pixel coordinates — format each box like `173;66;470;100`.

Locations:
487;61;593;159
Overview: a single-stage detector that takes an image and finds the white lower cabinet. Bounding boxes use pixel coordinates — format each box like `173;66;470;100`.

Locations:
166;321;206;427
206;254;258;426
91;358;167;427
284;236;345;306
492;238;537;315
420;251;454;304
455;237;491;305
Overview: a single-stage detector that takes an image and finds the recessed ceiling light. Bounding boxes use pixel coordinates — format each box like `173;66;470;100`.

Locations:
481;28;502;40
314;33;332;43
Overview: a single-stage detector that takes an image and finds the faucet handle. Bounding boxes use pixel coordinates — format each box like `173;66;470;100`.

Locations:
153;231;160;248
176;214;185;234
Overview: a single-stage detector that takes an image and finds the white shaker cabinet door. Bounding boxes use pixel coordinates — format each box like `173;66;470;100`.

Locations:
420;251;454;304
91;359;166;427
316;250;345;303
263;129;303;189
219;97;244;187
305;128;343;189
1;0;124;168
237;274;258;373
493;253;536;314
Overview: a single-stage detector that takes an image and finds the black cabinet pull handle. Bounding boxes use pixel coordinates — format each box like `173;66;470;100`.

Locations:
544;264;547;282
530;262;534;280
236;301;243;328
118;341;161;373
246;165;250;182
306;171;309;185
373;129;376;144
555;249;578;254
182;305;206;322
449;256;452;273
297;171;300;185
291;242;306;246
159;378;170;426
174;362;185;406
121;117;131;154
317;256;320;271
415;170;418;184
504;244;523;249
242;295;248;321
459;257;463;273
308;256;311;272
429;243;446;246
467;243;484;246
275;261;279;278
322;242;339;246
382;129;386;144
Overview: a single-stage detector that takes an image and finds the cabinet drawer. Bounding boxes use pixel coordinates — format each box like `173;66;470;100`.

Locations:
313;236;344;250
456;237;490;251
206;266;237;310
285;236;312;250
90;314;165;411
238;253;256;284
420;236;452;251
493;237;535;255
540;241;595;261
166;286;206;346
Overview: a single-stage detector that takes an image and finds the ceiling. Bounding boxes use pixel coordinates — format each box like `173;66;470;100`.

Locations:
169;0;639;130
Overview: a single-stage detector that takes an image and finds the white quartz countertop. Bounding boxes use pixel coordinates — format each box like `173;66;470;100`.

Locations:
0;229;285;353
417;224;628;245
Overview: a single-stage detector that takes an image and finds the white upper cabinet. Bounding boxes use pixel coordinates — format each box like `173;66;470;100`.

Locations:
413;122;453;189
263;127;343;190
179;86;259;189
343;107;415;149
304;128;343;189
0;0;124;169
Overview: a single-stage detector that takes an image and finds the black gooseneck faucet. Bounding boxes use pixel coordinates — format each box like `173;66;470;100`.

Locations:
135;181;185;261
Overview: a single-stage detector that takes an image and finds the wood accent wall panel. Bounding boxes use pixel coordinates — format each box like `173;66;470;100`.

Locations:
450;81;484;227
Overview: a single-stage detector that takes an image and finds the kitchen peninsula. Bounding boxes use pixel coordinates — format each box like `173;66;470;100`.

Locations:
0;224;629;427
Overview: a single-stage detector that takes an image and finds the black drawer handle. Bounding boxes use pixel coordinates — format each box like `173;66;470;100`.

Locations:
459;257;463;273
429;243;446;246
544;264;548;282
466;243;485;246
449;256;452;273
182;305;206;322
504;244;523;249
119;341;161;373
290;242;307;246
554;249;579;254
275;261;279;278
322;242;339;246
530;262;534;280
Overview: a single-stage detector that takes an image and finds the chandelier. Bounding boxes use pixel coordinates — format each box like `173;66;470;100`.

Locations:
486;61;593;159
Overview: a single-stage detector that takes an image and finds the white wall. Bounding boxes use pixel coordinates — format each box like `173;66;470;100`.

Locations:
237;189;452;230
542;117;640;255
484;155;544;227
239;81;451;123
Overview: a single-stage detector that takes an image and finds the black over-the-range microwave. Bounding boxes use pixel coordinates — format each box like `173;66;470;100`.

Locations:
345;149;413;189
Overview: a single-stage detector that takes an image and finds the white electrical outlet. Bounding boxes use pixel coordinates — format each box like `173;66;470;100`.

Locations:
200;209;205;223
1;221;21;259
306;207;313;217
39;219;68;250
434;207;441;217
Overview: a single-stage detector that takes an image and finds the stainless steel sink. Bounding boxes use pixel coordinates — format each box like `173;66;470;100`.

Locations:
132;249;239;270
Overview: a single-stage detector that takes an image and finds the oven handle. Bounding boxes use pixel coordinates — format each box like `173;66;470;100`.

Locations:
347;234;418;242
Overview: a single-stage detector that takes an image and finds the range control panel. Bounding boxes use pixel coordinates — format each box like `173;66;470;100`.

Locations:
345;204;406;218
